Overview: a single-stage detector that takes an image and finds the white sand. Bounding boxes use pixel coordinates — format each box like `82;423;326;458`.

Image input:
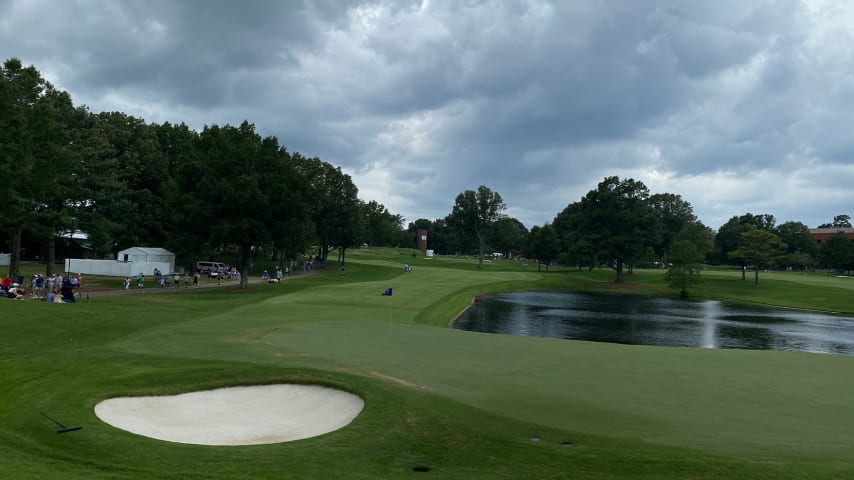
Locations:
94;384;364;445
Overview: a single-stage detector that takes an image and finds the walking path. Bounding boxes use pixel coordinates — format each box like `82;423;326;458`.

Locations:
65;273;309;300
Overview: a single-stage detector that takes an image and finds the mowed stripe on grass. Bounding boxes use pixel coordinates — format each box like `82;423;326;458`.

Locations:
106;259;854;460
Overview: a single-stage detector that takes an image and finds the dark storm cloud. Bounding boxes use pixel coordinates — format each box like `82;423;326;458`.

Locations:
2;0;852;229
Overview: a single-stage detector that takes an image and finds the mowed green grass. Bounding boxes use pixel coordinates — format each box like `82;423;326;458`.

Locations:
2;250;854;479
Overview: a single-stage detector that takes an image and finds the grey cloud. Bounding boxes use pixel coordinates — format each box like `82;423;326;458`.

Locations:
2;0;852;229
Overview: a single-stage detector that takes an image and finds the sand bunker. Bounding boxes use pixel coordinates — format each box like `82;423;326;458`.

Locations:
94;384;364;445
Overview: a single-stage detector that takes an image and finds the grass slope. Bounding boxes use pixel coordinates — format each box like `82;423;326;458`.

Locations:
2;250;853;479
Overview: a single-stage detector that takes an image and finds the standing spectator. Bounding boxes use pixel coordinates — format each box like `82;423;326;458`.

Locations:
124;277;131;290
35;275;44;298
184;273;190;287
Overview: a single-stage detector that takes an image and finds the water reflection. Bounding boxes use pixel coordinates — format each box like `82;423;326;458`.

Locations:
453;292;854;355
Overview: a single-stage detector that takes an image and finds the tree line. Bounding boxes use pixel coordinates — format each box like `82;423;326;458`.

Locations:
420;177;852;297
1;58;406;286
4;57;851;291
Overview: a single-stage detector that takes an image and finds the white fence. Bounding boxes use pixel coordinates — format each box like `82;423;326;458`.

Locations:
65;259;173;277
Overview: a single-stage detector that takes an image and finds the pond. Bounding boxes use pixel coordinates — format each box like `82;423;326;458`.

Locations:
452;291;854;355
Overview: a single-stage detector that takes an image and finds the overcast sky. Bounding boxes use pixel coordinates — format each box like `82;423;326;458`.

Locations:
2;0;853;230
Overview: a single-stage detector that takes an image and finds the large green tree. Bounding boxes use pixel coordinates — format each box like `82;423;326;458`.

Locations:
648;193;697;267
363;200;404;247
490;217;528;258
728;229;787;285
666;222;714;298
446;185;506;269
0;58;76;276
774;221;818;270
189;121;292;287
524;223;559;271
714;213;776;279
553;201;601;271
818;232;854;275
569;176;657;283
295;156;362;266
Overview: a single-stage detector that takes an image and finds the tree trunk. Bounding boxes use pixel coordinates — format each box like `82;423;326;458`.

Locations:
614;258;624;283
9;226;22;277
340;247;346;276
477;232;484;269
741;264;746;280
238;242;251;288
754;268;759;285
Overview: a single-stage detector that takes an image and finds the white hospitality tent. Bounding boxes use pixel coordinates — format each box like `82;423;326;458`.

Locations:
116;247;176;275
65;247;176;277
117;247;175;266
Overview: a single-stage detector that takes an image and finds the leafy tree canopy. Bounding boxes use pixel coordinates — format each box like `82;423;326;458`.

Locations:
446;185;506;269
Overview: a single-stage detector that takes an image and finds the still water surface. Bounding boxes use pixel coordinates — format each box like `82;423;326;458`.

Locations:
453;292;854;355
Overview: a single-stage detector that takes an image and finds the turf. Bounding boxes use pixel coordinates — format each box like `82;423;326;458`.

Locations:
2;250;854;479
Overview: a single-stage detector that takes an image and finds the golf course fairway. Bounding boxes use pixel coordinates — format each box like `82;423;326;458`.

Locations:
2;249;853;479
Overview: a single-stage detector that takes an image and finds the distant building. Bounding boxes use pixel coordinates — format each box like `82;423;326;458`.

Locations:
416;229;428;253
809;228;854;244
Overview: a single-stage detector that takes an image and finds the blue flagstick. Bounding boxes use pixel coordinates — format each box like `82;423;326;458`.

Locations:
381;288;393;335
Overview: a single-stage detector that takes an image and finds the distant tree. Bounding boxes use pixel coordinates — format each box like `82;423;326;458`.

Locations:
818;232;854;275
728;229;787;285
0;58;75;276
490;217;528;258
329;176;364;272
447;185;506;269
569;176;657;282
363;200;404;247
648;193;696;267
714;213;776;279
190;121;290;288
666;222;714;298
524;223;559;271
774;221;818;269
553;201;601;271
295;156;362;264
407;218;453;254
818;214;851;229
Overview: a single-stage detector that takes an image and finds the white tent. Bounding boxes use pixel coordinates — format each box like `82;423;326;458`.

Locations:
116;247;176;274
65;247;176;277
117;247;175;266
